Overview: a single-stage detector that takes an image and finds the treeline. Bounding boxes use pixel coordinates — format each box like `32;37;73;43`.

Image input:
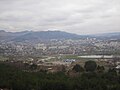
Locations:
0;61;120;90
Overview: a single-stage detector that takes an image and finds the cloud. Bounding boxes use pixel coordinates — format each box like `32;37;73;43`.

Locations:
0;0;120;34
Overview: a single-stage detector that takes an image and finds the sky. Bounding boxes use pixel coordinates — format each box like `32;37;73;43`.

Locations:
0;0;120;35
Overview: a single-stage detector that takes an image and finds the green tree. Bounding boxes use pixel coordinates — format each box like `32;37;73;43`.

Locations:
97;65;105;72
72;64;84;72
108;68;117;75
84;61;97;72
30;63;37;70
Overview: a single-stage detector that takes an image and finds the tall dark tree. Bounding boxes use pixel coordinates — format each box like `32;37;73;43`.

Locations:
108;68;117;75
84;61;97;72
30;63;37;70
97;65;105;72
72;64;84;72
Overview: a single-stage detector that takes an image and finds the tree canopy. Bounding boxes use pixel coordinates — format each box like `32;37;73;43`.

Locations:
84;61;97;72
72;64;84;72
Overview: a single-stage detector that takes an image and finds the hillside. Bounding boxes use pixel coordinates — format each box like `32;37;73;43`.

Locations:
92;32;120;40
0;30;85;42
0;30;120;43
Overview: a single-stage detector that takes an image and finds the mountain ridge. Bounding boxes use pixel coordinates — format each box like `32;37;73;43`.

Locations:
0;30;83;42
0;30;120;42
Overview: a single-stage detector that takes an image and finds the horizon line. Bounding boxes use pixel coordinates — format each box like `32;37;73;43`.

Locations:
0;29;120;35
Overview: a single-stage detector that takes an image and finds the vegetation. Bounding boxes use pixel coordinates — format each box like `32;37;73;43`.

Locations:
0;56;8;61
97;65;105;72
84;60;97;72
62;55;80;59
0;61;120;90
72;64;84;72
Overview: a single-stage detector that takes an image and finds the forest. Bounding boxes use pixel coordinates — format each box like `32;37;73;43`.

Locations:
0;61;120;90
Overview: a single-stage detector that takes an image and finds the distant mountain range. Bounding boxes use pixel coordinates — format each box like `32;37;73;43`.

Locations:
92;32;120;40
0;30;120;43
0;30;83;42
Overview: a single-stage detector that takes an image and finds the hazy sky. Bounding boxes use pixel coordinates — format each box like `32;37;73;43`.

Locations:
0;0;120;34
